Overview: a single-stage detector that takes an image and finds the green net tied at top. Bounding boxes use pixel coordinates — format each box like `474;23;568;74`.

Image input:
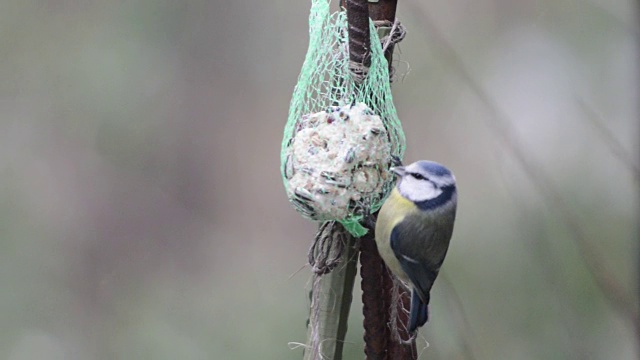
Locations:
281;0;406;237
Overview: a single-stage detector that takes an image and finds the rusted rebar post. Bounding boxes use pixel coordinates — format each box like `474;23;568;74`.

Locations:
361;223;416;360
344;2;394;358
342;0;414;358
345;0;371;80
360;228;390;360
346;0;416;358
367;1;416;356
369;0;398;74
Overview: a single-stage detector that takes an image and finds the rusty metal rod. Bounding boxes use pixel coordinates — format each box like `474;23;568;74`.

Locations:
345;0;371;68
360;230;390;360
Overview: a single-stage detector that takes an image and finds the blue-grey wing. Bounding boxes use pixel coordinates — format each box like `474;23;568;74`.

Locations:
389;215;453;305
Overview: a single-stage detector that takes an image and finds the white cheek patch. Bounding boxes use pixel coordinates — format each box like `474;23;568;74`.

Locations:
399;177;442;202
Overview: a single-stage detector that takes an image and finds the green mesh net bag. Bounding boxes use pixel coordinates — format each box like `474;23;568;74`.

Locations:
281;0;406;237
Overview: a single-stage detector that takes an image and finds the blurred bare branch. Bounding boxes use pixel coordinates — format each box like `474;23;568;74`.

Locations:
582;0;640;38
404;0;640;343
576;97;640;184
439;274;478;360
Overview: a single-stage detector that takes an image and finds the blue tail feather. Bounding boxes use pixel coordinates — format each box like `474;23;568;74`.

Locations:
408;290;429;333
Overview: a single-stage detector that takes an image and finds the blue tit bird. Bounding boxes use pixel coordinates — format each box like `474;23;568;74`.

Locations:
375;160;457;333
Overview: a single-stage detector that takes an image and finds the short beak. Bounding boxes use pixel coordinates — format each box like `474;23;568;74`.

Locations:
390;166;406;177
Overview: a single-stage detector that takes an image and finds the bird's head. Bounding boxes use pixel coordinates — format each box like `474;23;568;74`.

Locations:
392;160;457;205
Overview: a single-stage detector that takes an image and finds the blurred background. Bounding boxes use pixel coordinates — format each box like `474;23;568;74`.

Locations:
0;0;638;359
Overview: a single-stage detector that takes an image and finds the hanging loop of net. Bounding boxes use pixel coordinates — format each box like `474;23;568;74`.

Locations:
373;18;407;83
281;0;406;237
374;19;406;55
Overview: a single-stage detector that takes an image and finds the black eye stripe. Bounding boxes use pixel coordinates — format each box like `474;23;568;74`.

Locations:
410;172;426;180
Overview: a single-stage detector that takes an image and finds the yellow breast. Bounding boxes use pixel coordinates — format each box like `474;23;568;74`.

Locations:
374;188;419;284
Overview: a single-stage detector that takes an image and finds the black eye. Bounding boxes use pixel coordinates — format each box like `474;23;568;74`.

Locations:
411;172;426;180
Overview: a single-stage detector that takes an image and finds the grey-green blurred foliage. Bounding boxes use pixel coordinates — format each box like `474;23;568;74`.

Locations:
0;0;637;359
